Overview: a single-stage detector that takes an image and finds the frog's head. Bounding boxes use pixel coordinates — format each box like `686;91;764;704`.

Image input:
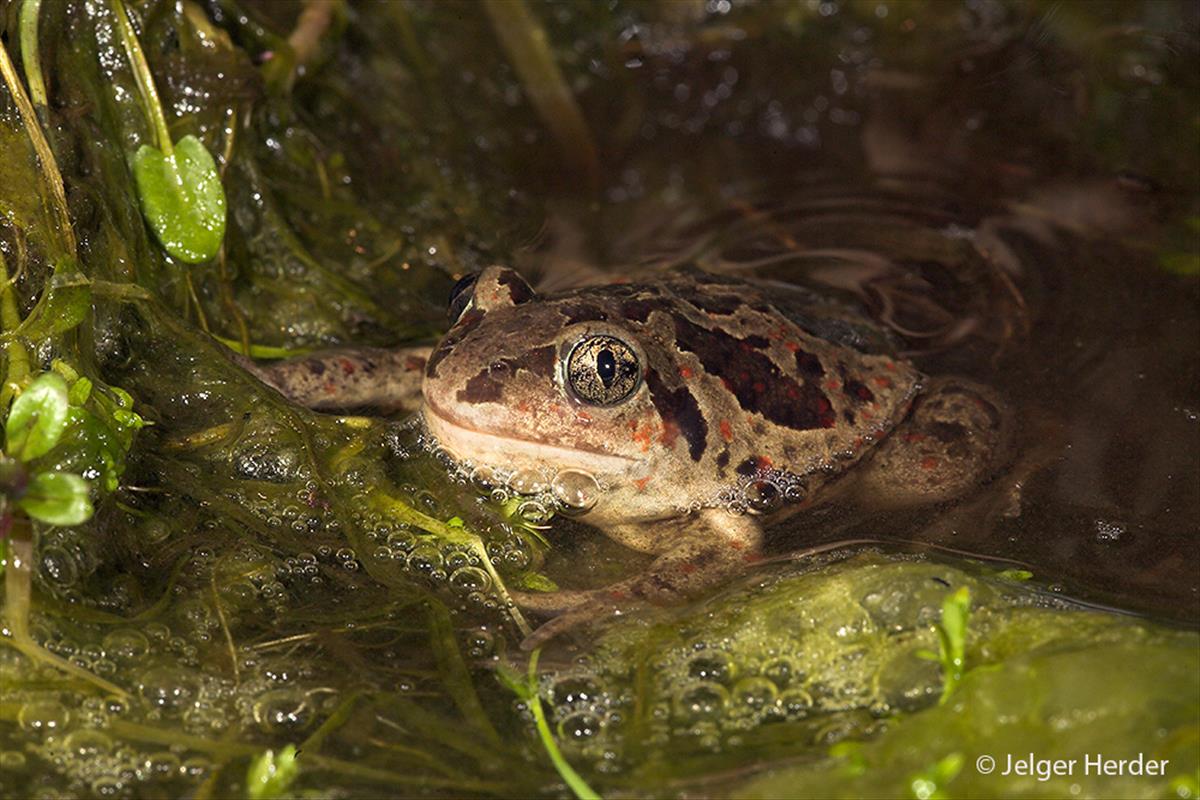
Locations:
422;266;681;521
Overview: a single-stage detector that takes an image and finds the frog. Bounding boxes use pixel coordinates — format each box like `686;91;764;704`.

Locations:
248;264;1009;646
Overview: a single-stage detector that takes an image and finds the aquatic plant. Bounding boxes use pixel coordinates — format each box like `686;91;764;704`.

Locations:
0;2;1195;797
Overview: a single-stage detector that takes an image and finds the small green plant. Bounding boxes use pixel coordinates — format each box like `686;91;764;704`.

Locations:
907;752;964;800
917;586;972;705
497;649;602;800
246;744;300;800
0;373;92;526
111;0;227;263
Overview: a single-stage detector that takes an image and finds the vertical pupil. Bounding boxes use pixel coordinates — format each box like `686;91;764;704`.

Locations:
596;348;617;388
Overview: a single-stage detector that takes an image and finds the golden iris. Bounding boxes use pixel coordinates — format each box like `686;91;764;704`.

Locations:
566;336;640;405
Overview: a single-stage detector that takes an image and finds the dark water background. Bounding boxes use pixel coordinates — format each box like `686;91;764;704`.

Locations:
509;0;1200;626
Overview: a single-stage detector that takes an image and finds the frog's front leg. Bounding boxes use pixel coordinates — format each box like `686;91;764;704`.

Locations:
514;509;763;649
238;345;433;414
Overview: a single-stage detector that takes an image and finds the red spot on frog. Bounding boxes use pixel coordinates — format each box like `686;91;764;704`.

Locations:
679;366;694;379
633;476;650;491
719;419;734;442
920;456;939;470
659;420;681;447
824;379;842;392
872;376;893;389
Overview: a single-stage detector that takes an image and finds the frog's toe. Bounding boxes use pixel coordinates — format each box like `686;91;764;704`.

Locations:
519;600;623;651
510;588;599;614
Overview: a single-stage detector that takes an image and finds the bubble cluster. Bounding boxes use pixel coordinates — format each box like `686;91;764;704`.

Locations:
541;674;616;760
412;422;609;521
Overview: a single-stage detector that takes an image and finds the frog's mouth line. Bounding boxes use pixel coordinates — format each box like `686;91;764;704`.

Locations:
422;400;643;474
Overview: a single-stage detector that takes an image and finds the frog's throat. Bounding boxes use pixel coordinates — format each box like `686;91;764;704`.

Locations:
421;401;643;475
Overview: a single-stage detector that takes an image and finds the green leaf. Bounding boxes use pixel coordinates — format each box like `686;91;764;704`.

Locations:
995;568;1033;582
5;372;70;461
934;587;971;704
4;272;91;341
17;471;93;526
132;134;227;263
67;377;93;407
516;571;559;592
246;744;300;800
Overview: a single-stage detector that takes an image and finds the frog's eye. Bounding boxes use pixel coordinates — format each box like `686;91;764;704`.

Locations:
566;336;641;405
447;273;479;324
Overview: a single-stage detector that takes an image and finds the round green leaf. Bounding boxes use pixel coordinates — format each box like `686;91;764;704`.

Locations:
17;471;93;526
132;134;227;263
5;373;70;462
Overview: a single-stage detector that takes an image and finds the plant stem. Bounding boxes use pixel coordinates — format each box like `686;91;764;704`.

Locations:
287;0;340;72
0;34;76;257
109;0;174;155
1;515;129;699
19;0;48;109
0;251;31;411
482;0;599;191
527;649;602;800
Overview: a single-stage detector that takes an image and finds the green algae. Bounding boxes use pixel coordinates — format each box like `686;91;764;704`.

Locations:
535;554;1200;798
0;1;1196;797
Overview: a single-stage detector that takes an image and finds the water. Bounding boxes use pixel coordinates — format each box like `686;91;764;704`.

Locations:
1;1;1197;798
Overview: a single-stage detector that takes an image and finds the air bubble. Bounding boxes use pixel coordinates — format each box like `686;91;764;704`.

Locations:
18;702;69;733
552;470;600;512
675;682;728;720
39;545;80;586
509;469;547;494
517;500;553;524
407;545;444;574
253;688;312;733
762;658;797;688
686;651;736;684
102;629;150;662
779;688;814;717
558;711;601;740
65;729;113;758
743;480;782;513
449;566;491;594
551;676;603;707
464;628;495;658
90;776;126;797
731;676;778;710
137;667;198;712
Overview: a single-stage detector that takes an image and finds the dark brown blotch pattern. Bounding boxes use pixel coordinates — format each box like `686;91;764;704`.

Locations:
645;368;708;462
672;317;835;430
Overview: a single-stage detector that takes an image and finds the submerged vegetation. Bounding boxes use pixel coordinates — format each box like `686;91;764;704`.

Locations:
0;0;1196;797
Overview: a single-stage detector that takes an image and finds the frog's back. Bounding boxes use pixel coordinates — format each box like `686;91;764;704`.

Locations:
575;269;923;510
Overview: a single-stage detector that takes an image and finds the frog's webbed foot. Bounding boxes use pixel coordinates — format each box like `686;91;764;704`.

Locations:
853;377;1011;507
514;510;763;650
238;345;433;414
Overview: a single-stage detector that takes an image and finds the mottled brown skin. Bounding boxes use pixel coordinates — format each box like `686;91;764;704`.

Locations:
427;267;1007;645
252;265;1008;647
